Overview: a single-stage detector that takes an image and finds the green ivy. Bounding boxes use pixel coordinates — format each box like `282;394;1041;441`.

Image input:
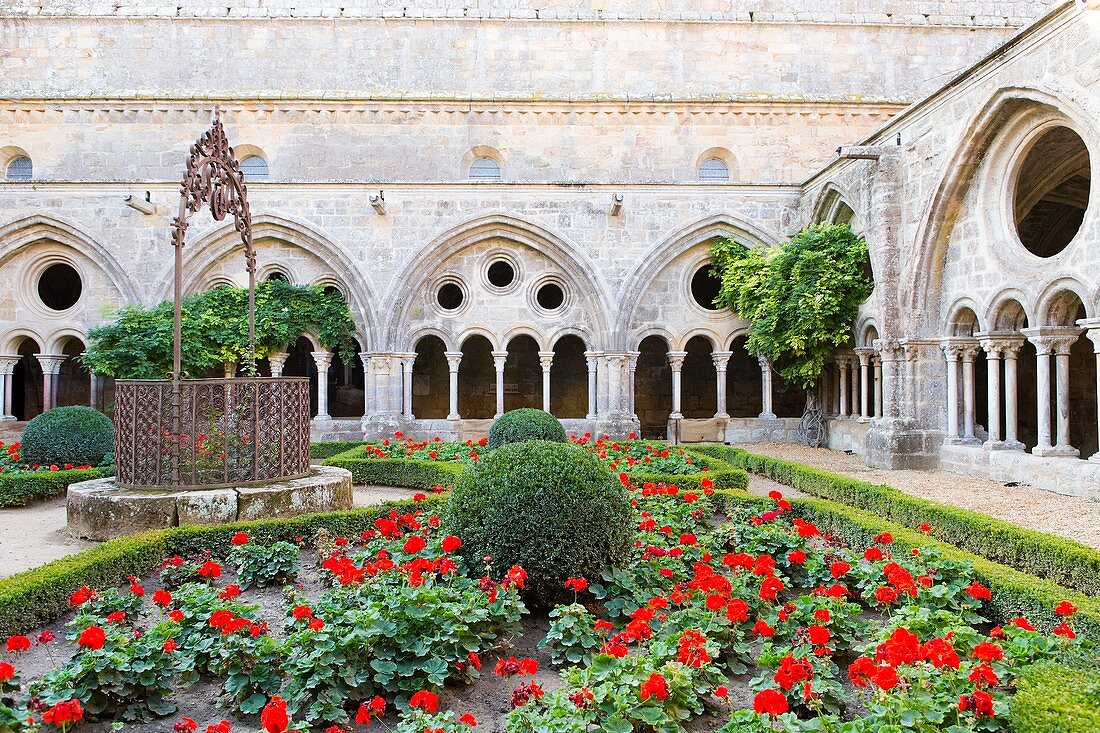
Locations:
710;223;874;390
80;280;357;379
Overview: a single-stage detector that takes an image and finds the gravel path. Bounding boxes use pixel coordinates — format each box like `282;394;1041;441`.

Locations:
0;484;422;579
733;442;1100;549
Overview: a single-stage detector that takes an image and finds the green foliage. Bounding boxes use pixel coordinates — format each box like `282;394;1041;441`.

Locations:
322;448;464;489
446;441;634;606
541;603;603;666
699;443;1100;597
80;280;357;379
310;440;365;459
228;540;300;589
20;406;115;466
0;467;104;507
1009;661;1100;732
710;223;874;389
486;408;567;450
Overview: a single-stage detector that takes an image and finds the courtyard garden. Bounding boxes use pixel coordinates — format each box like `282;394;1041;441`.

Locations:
0;409;1098;732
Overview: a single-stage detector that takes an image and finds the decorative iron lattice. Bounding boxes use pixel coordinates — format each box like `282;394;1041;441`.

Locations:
114;378;312;489
112;111;312;490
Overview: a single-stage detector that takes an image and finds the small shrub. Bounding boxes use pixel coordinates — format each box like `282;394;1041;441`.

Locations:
228;535;300;589
486;408;566;450
20;406;115;467
446;440;634;605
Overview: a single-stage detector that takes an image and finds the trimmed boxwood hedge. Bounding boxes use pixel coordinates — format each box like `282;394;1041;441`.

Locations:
698;444;1100;598
309;440;366;460
321;447;464;490
0;467;105;508
710;488;1100;640
632;451;749;492
0;494;448;637
486;408;567;450
1009;661;1100;732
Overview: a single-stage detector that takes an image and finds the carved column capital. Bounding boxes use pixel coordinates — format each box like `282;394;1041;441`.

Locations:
711;350;733;371
443;350;463;371
538;350;555;371
667;350;687;371
34;353;66;375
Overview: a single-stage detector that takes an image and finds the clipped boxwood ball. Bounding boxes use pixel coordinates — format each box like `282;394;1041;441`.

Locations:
446;440;634;606
486;408;567;450
20;406;115;467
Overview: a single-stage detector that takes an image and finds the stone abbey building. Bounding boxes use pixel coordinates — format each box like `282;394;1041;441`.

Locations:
2;0;1100;496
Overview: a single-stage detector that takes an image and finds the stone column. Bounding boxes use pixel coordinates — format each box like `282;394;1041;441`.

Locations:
711;351;732;419
311;351;333;420
359;352;373;417
0;356;16;421
268;351;289;378
1001;340;1025;450
979;339;1004;445
606;353;624;416
854;348;872;420
838;358;850;418
758;356;776;419
584;350;598;419
89;373;101;410
849;358;860;417
1024;327;1083;457
627;351;639;420
538;351;554;413
1028;335;1054;454
1051;333;1083;456
400;353;416;419
34;354;65;412
667;350;687;420
1085;322;1100;462
872;355;883;419
960;343;981;442
491;350;508;418
445;351;462;420
941;342;962;441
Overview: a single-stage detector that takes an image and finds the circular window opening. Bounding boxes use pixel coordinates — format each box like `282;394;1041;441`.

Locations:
690;266;722;311
536;283;565;310
1014;126;1091;257
487;260;516;288
38;263;82;311
437;283;464;311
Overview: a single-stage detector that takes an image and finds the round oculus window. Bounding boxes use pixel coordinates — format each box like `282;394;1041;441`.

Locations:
437;283;465;311
536;282;565;310
690;266;722;311
38;263;82;311
487;260;516;288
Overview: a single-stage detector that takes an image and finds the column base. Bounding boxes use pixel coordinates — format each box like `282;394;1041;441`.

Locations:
1033;445;1080;458
714;412;730;420
669;412;683;420
447;413;461;421
943;436;981;446
0;415;15;422
757;412;777;420
987;440;1026;452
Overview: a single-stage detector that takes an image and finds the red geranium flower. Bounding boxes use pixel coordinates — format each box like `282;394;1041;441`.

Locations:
441;535;462;553
77;625;106;650
260;695;289;733
753;689;788;715
5;635;30;654
403;535;426;554
1055;601;1078;616
410;690;440;714
639;672;669;701
231;532;249;546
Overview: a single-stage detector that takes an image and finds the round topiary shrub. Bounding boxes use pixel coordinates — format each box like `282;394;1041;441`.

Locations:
446;440;634;606
485;408;567;450
20;406;115;467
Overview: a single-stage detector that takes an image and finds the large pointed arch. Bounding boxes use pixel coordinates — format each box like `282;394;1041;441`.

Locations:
614;214;778;350
157;214;379;347
381;214;613;349
0;214;142;303
906;85;1100;326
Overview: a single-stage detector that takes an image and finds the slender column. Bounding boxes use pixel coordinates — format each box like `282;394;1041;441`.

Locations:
444;351;462;420
872;355;883;419
1085;324;1100;462
941;343;961;441
538;351;554;413
311;351;333;420
854;348;872;420
89;373;101;410
849;358;859;417
758;356;776;419
34;354;65;412
712;351;732;419
627;351;640;419
400;353;416;419
1024;328;1083;457
979;339;1004;445
1052;336;1081;455
1002;341;1024;449
359;352;372;417
492;350;508;418
667;350;687;420
838;359;850;418
0;356;15;421
1030;337;1054;454
268;351;289;378
584;350;598;419
606;353;625;415
960;343;980;442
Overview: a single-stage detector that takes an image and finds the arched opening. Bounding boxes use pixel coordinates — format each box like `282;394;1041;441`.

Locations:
239;155;269;180
412;336;449;419
469;157;501;181
328;342;365;419
682;336;716;419
5;155;31;181
458;335;495;419
698;158;730;181
283;336;319;417
1041;292;1096;457
726;335;762;417
56;338;90;409
13;338;43;421
773;369;808;418
504;335;541;413
550;335;587;419
1014;126;1091;258
635;336;672;439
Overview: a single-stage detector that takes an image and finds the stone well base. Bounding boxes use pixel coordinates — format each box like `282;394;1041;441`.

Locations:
67;466;354;541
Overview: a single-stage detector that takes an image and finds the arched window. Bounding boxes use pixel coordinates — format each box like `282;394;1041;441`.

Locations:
698;158;729;181
469;157;501;181
5;156;32;181
239;156;269;180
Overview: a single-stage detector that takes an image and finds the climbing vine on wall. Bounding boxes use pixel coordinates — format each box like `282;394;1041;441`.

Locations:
81;280;358;379
709;223;874;390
